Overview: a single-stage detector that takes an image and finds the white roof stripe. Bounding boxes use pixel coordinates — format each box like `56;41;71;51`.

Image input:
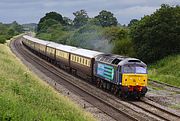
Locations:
23;35;103;58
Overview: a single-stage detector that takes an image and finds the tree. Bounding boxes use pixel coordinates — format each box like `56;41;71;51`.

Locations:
73;9;89;28
0;21;23;44
95;10;118;27
7;28;15;36
113;38;135;57
103;27;128;42
63;17;73;26
10;21;23;33
37;19;59;33
37;12;65;32
130;4;180;63
128;19;138;27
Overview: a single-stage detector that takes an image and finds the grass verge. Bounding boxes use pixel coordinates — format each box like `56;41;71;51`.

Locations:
148;55;180;87
0;43;96;121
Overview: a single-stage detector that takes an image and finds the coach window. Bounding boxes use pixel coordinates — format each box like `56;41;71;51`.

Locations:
77;56;79;63
74;56;77;62
87;60;90;67
85;59;87;65
79;57;81;63
72;55;74;61
71;55;73;61
82;58;84;65
72;55;73;61
80;58;81;64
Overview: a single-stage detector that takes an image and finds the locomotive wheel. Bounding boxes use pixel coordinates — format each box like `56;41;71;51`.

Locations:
103;81;107;90
96;79;100;87
121;92;128;99
110;85;114;93
114;86;118;95
100;80;103;89
106;82;111;91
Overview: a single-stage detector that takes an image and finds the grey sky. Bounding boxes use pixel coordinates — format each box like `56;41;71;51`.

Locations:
0;0;179;25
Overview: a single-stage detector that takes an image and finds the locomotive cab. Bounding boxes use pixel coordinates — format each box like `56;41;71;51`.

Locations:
119;59;148;97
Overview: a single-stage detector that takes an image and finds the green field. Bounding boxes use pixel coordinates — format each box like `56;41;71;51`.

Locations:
0;44;95;121
148;55;180;87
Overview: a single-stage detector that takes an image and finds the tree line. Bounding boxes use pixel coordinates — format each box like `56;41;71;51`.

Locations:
0;21;23;44
35;4;179;63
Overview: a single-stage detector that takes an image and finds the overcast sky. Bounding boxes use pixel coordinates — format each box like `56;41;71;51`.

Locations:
0;0;179;25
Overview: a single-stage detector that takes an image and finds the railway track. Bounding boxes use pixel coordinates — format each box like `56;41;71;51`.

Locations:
11;37;180;121
128;99;180;121
148;79;180;93
11;37;138;121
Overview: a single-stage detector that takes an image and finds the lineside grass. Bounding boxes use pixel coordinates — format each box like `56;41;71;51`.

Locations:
148;55;180;87
0;43;96;121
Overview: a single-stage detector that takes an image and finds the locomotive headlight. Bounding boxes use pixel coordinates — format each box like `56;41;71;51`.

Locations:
136;83;138;85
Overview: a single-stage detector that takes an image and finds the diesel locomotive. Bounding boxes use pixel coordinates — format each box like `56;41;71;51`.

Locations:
22;35;148;98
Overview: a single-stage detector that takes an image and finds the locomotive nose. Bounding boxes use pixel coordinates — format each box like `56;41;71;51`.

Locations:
123;74;147;86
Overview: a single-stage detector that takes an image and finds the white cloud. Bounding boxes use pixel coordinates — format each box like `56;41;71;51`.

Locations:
0;0;179;24
116;6;159;24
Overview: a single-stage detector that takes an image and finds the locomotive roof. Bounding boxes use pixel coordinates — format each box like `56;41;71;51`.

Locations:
95;54;146;66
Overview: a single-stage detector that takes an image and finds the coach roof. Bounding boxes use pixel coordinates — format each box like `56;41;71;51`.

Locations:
71;48;103;58
24;35;103;58
23;35;49;45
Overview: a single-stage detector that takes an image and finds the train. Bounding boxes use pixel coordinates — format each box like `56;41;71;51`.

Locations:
22;35;148;99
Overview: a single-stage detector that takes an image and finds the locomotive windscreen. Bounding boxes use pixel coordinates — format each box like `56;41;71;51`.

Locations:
123;65;147;74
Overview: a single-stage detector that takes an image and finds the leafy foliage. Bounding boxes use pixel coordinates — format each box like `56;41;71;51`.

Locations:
112;38;135;57
103;26;127;41
0;21;23;44
95;10;118;27
37;5;179;64
66;25;104;50
73;10;89;28
37;12;65;32
128;19;138;27
130;4;180;63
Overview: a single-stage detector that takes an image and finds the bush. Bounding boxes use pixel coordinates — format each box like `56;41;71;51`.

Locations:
130;4;180;63
112;38;135;57
0;35;7;44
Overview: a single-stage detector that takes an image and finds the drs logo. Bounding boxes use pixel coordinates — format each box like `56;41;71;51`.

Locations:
97;63;114;80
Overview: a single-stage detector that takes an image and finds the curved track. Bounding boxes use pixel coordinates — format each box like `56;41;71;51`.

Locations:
11;37;138;121
11;37;180;121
